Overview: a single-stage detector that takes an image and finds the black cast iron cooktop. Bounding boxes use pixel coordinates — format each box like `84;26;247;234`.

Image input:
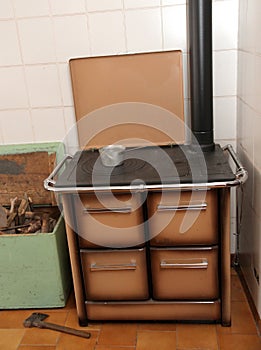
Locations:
55;144;235;188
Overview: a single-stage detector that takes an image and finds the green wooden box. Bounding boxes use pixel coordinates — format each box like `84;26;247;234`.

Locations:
0;143;72;309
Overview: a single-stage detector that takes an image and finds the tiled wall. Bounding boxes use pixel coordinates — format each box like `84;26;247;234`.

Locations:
237;0;261;317
0;0;238;150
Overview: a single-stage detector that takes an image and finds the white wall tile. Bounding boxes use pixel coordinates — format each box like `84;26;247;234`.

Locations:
58;64;74;106
18;18;56;64
0;67;28;109
124;0;160;8
237;50;246;99
63;106;79;153
125;8;162;52
0;0;14;19
87;0;123;12
213;96;236;140
254;55;261;115
253;113;261;171
64;106;76;131
25;65;62;107
237;99;254;160
244;0;258;53
213;50;237;96
50;0;85;15
13;0;50;18
53;15;90;62
255;1;261;54
89;12;126;55
239;51;256;110
0;110;34;144
182;53;189;99
0;21;22;66
162;5;187;51
31;108;66;141
213;0;239;50
238;0;247;50
162;0;185;4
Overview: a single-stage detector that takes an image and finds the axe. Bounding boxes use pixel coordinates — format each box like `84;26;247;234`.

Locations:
24;312;91;339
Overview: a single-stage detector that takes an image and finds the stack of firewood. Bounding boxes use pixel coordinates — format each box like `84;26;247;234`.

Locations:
0;195;57;235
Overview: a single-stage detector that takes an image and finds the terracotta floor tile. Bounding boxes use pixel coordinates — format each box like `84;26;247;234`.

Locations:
98;323;137;346
18;347;56;350
218;334;261;350
176;324;218;350
136;330;176;350
0;329;25;350
138;322;176;331
56;331;98;350
95;347;136;350
65;308;102;331
0;310;35;328
217;301;257;334
231;274;247;302
20;328;60;346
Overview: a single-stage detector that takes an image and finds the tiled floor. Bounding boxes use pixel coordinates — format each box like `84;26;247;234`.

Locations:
0;269;260;350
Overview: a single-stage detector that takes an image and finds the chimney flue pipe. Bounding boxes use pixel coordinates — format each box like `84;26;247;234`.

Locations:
188;0;214;151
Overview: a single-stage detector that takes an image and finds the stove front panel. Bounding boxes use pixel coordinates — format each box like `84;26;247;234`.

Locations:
75;193;145;248
80;248;149;301
148;189;218;246
150;246;219;300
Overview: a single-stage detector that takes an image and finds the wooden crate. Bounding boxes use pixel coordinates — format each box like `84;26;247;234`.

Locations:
0;143;72;308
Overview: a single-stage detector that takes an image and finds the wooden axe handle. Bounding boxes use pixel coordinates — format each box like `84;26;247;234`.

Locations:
36;320;91;339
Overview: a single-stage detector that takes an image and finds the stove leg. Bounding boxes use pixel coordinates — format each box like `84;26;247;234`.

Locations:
62;195;88;327
220;188;231;327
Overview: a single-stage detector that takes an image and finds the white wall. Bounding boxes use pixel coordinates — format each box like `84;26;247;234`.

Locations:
0;0;238;149
237;0;261;317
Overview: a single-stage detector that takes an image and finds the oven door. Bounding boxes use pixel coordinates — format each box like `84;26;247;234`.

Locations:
147;190;218;246
150;246;219;300
74;193;145;248
80;248;149;301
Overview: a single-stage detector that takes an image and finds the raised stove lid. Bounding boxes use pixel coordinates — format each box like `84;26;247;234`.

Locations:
69;50;185;149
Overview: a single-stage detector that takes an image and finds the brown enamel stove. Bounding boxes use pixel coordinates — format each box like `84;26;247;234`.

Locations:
45;144;247;326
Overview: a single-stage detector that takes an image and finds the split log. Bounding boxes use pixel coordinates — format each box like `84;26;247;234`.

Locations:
0;205;7;228
41;213;50;233
6;197;18;227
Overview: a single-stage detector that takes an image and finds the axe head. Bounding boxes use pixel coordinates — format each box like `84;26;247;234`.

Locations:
24;312;49;327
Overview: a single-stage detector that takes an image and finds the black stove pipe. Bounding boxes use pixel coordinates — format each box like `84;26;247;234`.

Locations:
188;0;215;151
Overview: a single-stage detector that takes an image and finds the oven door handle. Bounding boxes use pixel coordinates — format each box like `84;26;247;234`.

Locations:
90;262;137;271
83;206;132;214
44;154;73;190
157;203;207;211
160;258;208;269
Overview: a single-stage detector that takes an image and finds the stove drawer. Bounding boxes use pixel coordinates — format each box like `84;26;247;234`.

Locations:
74;193;144;248
150;246;219;300
148;190;218;246
80;248;149;301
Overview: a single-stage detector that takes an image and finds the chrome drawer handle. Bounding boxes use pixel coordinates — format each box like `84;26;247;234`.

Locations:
83;206;132;214
157;203;207;211
90;262;137;271
160;258;208;269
